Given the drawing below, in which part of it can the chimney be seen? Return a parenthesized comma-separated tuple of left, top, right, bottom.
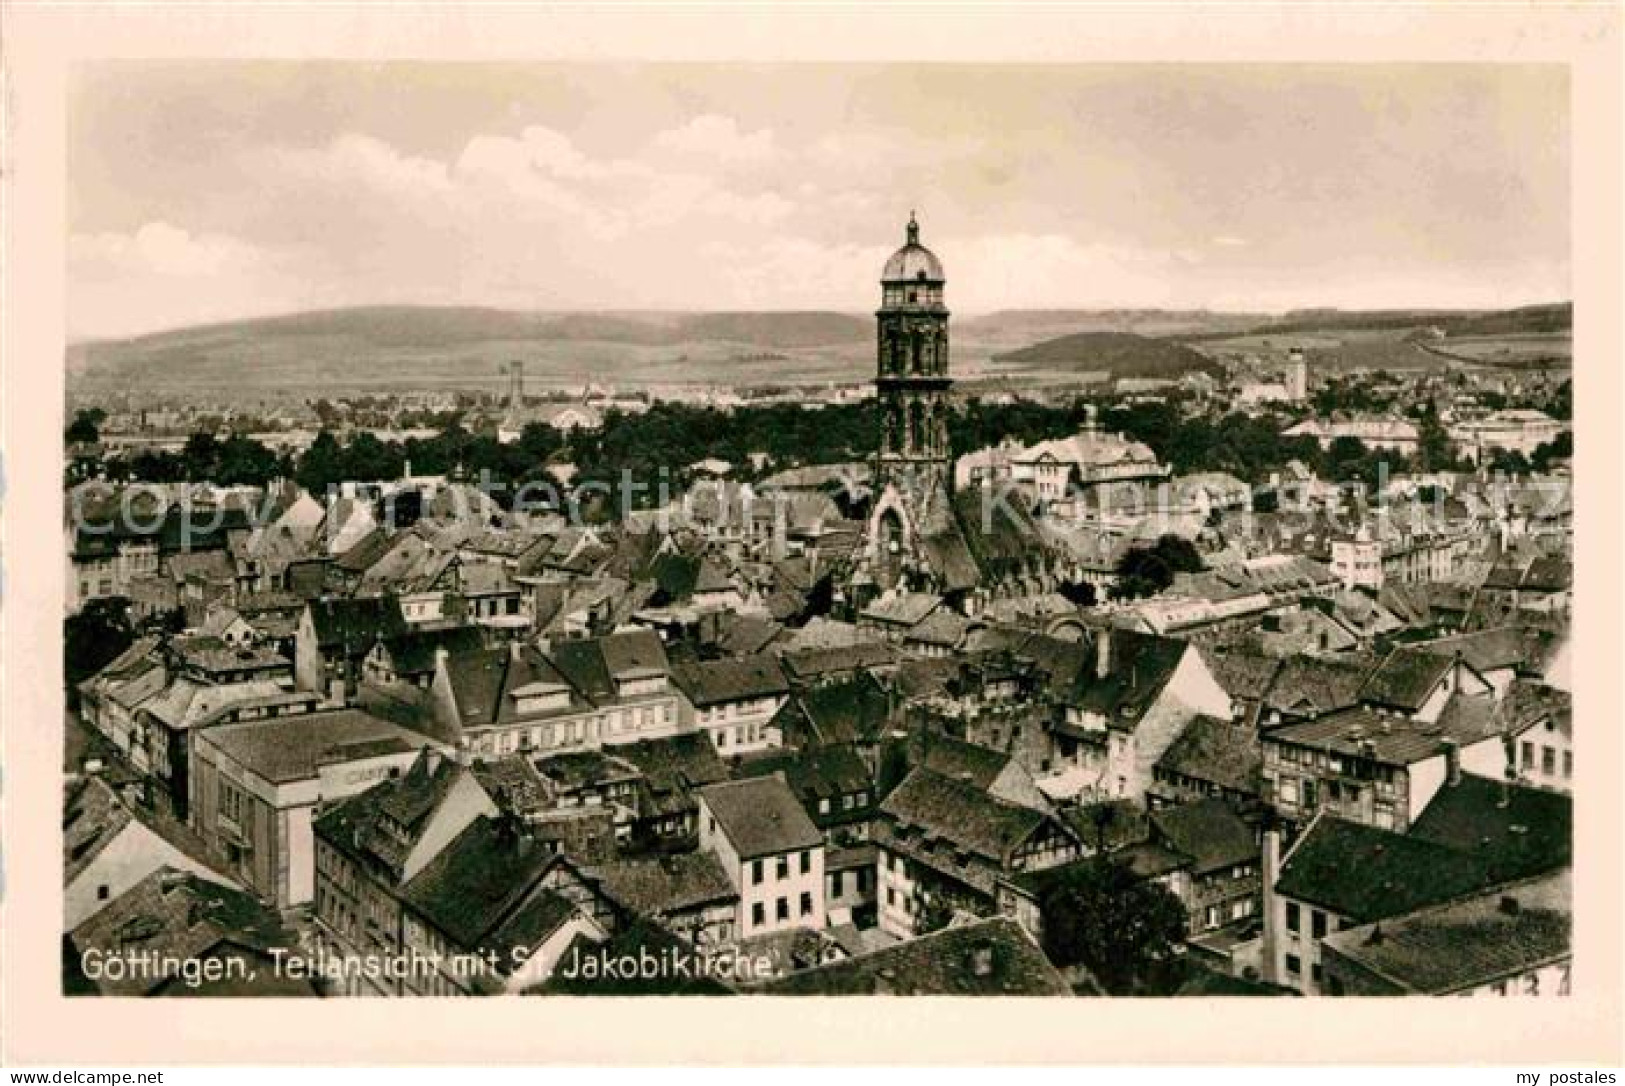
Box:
(1441, 737, 1461, 786)
(1261, 826, 1283, 984)
(510, 638, 525, 661)
(1095, 627, 1112, 680)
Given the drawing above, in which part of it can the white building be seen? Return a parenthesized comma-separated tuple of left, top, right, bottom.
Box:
(698, 776, 826, 939)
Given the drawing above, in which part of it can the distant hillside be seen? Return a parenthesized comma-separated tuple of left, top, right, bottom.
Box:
(1235, 302, 1571, 339)
(990, 331, 1222, 380)
(69, 305, 871, 388)
(957, 308, 1262, 345)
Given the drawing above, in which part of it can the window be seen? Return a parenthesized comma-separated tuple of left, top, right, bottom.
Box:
(818, 798, 831, 814)
(1205, 905, 1220, 929)
(776, 856, 789, 880)
(1522, 741, 1535, 768)
(97, 884, 110, 901)
(800, 851, 811, 875)
(1542, 746, 1556, 775)
(1311, 964, 1324, 984)
(1302, 780, 1318, 809)
(1563, 750, 1573, 779)
(1311, 911, 1327, 940)
(751, 903, 765, 928)
(1286, 954, 1301, 976)
(776, 897, 789, 922)
(886, 887, 895, 906)
(800, 892, 813, 918)
(832, 872, 845, 898)
(1286, 902, 1301, 933)
(751, 859, 764, 885)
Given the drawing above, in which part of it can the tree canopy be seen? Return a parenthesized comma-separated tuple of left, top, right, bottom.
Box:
(1037, 857, 1189, 996)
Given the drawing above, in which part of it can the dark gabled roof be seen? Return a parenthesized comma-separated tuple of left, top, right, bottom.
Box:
(1520, 555, 1571, 592)
(1408, 772, 1572, 884)
(878, 768, 1060, 868)
(914, 733, 1012, 792)
(1149, 797, 1258, 876)
(757, 916, 1070, 996)
(1204, 648, 1283, 703)
(63, 776, 135, 883)
(671, 654, 788, 708)
(333, 526, 394, 572)
(1411, 626, 1561, 676)
(378, 624, 487, 675)
(400, 816, 574, 956)
(550, 629, 669, 702)
(608, 732, 729, 796)
(778, 641, 898, 682)
(734, 744, 872, 813)
(470, 754, 555, 817)
(1320, 869, 1570, 995)
(1061, 629, 1189, 733)
(773, 672, 894, 747)
(307, 596, 408, 651)
(1500, 679, 1571, 739)
(1359, 647, 1454, 710)
(1266, 704, 1495, 767)
(1155, 714, 1261, 797)
(1275, 817, 1491, 924)
(68, 868, 303, 996)
(315, 751, 482, 878)
(698, 776, 823, 860)
(1057, 799, 1149, 854)
(589, 852, 737, 916)
(1262, 653, 1380, 719)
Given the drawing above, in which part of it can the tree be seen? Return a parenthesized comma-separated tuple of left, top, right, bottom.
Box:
(65, 408, 106, 445)
(1037, 857, 1189, 995)
(64, 597, 136, 697)
(1110, 534, 1203, 601)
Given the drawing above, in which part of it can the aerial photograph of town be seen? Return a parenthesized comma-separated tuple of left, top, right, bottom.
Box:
(58, 60, 1574, 1002)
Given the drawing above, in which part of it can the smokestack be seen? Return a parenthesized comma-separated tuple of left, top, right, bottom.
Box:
(1261, 826, 1282, 984)
(1095, 627, 1111, 680)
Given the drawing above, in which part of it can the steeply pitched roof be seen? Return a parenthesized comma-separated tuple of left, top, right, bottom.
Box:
(914, 733, 1013, 792)
(590, 852, 737, 916)
(1060, 629, 1190, 733)
(1263, 653, 1379, 719)
(1408, 772, 1572, 884)
(307, 596, 408, 651)
(1155, 714, 1261, 797)
(1266, 704, 1496, 767)
(878, 768, 1059, 871)
(378, 624, 487, 675)
(773, 672, 894, 747)
(698, 776, 823, 860)
(1275, 817, 1491, 923)
(1149, 797, 1258, 875)
(1320, 869, 1570, 994)
(401, 816, 579, 961)
(758, 916, 1070, 996)
(1359, 647, 1455, 711)
(672, 654, 788, 708)
(68, 868, 304, 996)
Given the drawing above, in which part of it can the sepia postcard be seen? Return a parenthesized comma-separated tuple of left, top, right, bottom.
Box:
(2, 3, 1622, 1068)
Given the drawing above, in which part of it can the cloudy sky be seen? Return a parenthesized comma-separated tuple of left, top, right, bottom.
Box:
(68, 62, 1569, 341)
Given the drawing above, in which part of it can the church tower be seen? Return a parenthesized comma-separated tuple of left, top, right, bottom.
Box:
(855, 214, 965, 597)
(875, 213, 952, 494)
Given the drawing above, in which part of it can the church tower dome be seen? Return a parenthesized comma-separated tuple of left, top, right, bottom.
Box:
(881, 213, 946, 285)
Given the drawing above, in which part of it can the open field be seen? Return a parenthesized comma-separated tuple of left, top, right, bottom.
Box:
(1419, 334, 1572, 368)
